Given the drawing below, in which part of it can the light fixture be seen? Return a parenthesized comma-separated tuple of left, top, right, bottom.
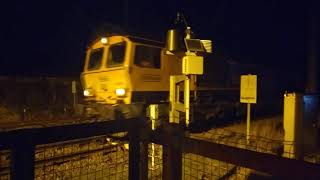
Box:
(83, 89, 93, 96)
(115, 88, 126, 96)
(101, 37, 108, 44)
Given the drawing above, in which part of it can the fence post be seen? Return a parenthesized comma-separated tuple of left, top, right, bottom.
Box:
(162, 124, 183, 180)
(140, 141, 149, 180)
(129, 123, 141, 180)
(11, 142, 35, 180)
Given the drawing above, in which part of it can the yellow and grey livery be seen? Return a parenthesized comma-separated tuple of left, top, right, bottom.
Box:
(81, 35, 191, 112)
(81, 35, 241, 120)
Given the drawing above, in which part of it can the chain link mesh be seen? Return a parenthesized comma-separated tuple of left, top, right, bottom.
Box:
(183, 152, 253, 180)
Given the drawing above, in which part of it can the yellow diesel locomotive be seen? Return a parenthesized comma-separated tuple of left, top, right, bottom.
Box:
(81, 35, 188, 118)
(81, 35, 239, 121)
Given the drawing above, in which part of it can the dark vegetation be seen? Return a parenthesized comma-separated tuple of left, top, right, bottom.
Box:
(0, 76, 83, 121)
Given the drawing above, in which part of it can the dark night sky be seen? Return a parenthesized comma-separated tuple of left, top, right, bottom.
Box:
(0, 0, 317, 76)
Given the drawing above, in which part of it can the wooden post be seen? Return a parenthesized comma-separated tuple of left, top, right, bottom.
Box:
(140, 141, 149, 180)
(11, 142, 35, 180)
(129, 125, 141, 180)
(162, 124, 182, 180)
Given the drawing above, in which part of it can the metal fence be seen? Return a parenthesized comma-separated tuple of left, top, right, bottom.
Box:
(34, 134, 129, 180)
(183, 152, 250, 180)
(190, 128, 286, 156)
(181, 128, 292, 180)
(148, 122, 320, 180)
(1, 118, 320, 180)
(0, 119, 136, 180)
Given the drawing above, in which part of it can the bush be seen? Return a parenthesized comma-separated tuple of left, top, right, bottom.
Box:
(0, 104, 20, 121)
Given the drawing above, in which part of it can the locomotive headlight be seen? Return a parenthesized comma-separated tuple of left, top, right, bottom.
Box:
(101, 37, 108, 44)
(83, 89, 93, 96)
(115, 88, 126, 96)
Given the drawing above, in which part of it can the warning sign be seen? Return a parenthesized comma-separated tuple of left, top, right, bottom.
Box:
(240, 75, 257, 104)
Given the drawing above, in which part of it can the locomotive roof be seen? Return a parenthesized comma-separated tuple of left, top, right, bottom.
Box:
(127, 36, 164, 47)
(89, 34, 165, 49)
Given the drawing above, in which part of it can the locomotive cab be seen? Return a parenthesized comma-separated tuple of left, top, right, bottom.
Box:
(81, 35, 182, 107)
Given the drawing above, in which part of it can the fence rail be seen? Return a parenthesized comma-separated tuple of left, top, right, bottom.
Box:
(0, 119, 141, 180)
(1, 119, 320, 179)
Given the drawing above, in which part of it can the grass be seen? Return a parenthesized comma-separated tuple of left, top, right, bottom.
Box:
(226, 115, 284, 142)
(0, 104, 20, 122)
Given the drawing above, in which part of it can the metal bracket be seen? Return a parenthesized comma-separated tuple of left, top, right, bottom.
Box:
(169, 75, 191, 126)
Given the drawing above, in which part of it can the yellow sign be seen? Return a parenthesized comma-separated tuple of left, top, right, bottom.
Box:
(240, 74, 257, 104)
(72, 81, 77, 93)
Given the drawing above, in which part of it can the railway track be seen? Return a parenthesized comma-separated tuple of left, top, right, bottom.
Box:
(0, 135, 128, 177)
(0, 117, 114, 131)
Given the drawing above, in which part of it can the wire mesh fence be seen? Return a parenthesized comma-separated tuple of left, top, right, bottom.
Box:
(34, 133, 129, 180)
(183, 152, 253, 180)
(144, 121, 320, 180)
(184, 127, 320, 179)
(1, 118, 320, 180)
(0, 150, 10, 180)
(182, 129, 285, 179)
(190, 128, 291, 157)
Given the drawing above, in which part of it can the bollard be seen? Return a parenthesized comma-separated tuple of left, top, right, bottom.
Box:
(162, 124, 183, 180)
(283, 93, 304, 159)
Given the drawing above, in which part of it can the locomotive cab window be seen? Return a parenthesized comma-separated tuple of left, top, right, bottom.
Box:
(88, 48, 103, 70)
(134, 45, 161, 68)
(107, 42, 126, 67)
